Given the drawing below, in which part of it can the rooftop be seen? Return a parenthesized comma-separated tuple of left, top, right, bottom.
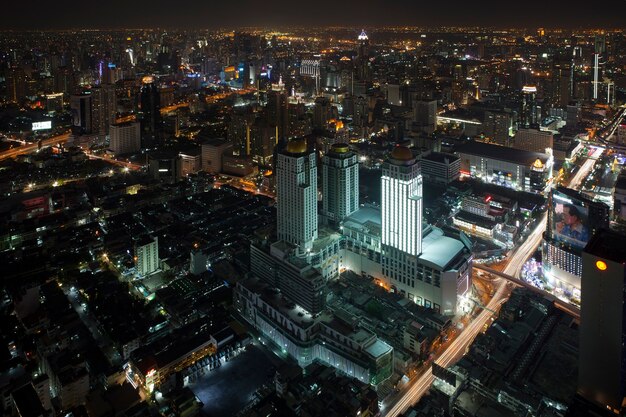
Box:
(584, 228, 626, 264)
(421, 151, 460, 164)
(455, 141, 550, 166)
(418, 227, 466, 270)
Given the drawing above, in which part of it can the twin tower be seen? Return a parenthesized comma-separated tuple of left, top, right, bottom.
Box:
(276, 138, 423, 257)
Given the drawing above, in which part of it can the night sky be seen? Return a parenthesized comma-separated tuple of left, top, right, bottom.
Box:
(2, 0, 626, 29)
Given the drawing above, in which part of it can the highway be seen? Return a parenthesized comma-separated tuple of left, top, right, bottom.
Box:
(384, 276, 512, 417)
(0, 132, 71, 161)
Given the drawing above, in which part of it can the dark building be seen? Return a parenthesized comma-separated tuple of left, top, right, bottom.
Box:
(139, 79, 162, 147)
(70, 93, 92, 135)
(5, 66, 26, 103)
(579, 229, 626, 415)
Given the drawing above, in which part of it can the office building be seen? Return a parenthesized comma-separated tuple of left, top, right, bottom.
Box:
(579, 229, 626, 415)
(321, 143, 359, 225)
(520, 85, 538, 128)
(139, 79, 162, 146)
(135, 236, 159, 277)
(70, 93, 92, 135)
(90, 84, 117, 137)
(109, 121, 140, 155)
(267, 90, 289, 140)
(276, 138, 318, 251)
(5, 67, 26, 103)
(483, 110, 512, 146)
(201, 138, 232, 174)
(513, 128, 554, 153)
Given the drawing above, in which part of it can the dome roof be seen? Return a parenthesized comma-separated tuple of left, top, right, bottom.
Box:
(390, 146, 413, 161)
(286, 138, 307, 154)
(331, 143, 350, 154)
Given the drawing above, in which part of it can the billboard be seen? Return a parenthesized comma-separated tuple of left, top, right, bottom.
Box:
(32, 121, 52, 131)
(552, 191, 590, 249)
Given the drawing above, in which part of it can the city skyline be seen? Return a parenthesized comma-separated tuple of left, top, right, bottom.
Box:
(0, 21, 625, 417)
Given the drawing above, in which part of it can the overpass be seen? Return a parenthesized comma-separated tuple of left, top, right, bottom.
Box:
(474, 264, 580, 319)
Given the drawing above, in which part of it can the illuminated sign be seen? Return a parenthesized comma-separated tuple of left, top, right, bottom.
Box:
(32, 121, 52, 131)
(146, 369, 156, 377)
(552, 191, 590, 249)
(596, 260, 607, 271)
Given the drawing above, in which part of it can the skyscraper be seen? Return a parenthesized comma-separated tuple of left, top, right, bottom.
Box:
(579, 229, 626, 415)
(5, 67, 26, 103)
(70, 93, 92, 135)
(139, 78, 162, 147)
(355, 29, 370, 82)
(520, 85, 538, 128)
(322, 143, 359, 225)
(381, 146, 423, 256)
(90, 84, 117, 137)
(276, 138, 318, 251)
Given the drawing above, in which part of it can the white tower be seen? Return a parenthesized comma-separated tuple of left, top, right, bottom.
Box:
(322, 143, 359, 224)
(276, 138, 318, 251)
(381, 146, 423, 256)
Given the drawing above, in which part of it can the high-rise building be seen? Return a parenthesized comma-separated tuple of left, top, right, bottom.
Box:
(321, 143, 359, 225)
(109, 121, 140, 155)
(483, 110, 512, 146)
(5, 67, 26, 103)
(90, 84, 117, 137)
(520, 85, 538, 129)
(276, 138, 318, 251)
(381, 146, 423, 256)
(266, 90, 288, 140)
(355, 29, 370, 82)
(135, 236, 159, 277)
(139, 78, 162, 146)
(70, 93, 92, 135)
(579, 229, 626, 415)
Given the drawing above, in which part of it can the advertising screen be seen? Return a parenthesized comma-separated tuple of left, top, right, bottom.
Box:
(32, 121, 52, 131)
(552, 191, 590, 249)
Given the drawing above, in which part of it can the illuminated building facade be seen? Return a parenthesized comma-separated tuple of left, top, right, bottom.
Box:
(381, 146, 423, 256)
